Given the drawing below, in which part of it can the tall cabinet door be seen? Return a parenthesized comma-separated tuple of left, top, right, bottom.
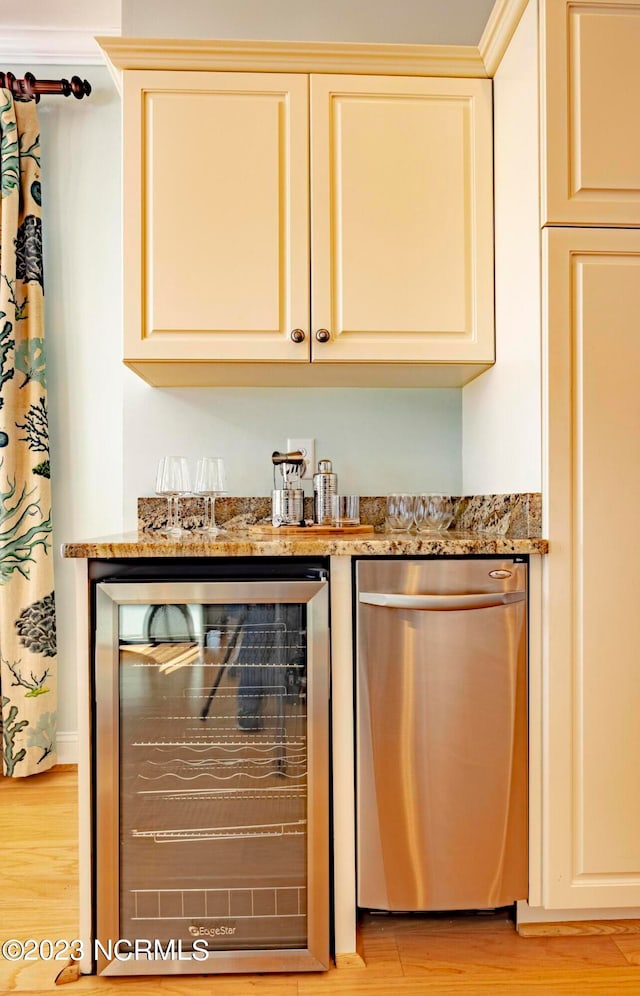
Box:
(542, 0, 640, 225)
(544, 227, 640, 908)
(309, 74, 494, 365)
(123, 71, 309, 365)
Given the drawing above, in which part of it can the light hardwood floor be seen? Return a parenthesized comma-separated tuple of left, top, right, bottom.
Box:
(4, 768, 640, 994)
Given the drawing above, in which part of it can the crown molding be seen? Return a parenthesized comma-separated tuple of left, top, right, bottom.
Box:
(97, 36, 488, 79)
(0, 27, 120, 66)
(479, 0, 530, 75)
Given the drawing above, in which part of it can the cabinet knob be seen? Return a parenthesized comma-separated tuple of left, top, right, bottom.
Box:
(290, 328, 306, 343)
(315, 328, 331, 343)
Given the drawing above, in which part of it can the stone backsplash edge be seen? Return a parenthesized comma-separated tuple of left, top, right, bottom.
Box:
(138, 494, 542, 538)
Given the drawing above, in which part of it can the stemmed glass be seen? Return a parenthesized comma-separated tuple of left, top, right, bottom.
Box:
(194, 457, 227, 534)
(156, 456, 191, 536)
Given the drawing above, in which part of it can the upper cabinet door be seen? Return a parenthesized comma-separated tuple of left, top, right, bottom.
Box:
(309, 75, 494, 364)
(123, 71, 310, 364)
(542, 0, 640, 226)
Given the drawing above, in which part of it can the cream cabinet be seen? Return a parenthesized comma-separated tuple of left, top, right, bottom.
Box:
(122, 71, 310, 369)
(544, 226, 640, 908)
(542, 0, 640, 226)
(120, 68, 494, 386)
(310, 75, 494, 366)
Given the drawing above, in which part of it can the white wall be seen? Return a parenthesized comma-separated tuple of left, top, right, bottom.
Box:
(123, 383, 462, 525)
(9, 64, 123, 754)
(122, 0, 494, 44)
(461, 0, 542, 493)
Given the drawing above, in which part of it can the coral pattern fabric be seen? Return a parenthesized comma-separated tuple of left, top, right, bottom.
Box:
(0, 92, 56, 776)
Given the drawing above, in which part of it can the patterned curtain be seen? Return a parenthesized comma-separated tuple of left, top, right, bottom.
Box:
(0, 91, 56, 776)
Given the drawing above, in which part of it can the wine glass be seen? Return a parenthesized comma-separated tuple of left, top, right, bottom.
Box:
(155, 456, 191, 536)
(194, 457, 227, 534)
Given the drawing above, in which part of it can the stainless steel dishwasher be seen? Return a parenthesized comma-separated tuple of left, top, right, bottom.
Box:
(356, 558, 527, 912)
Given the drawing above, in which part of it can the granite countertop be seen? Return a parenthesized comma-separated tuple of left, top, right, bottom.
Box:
(62, 493, 548, 557)
(61, 529, 548, 558)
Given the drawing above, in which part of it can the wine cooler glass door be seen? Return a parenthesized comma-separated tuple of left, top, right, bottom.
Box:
(94, 580, 329, 976)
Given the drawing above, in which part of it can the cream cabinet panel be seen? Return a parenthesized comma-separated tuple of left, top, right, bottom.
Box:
(123, 71, 310, 364)
(542, 0, 640, 225)
(310, 75, 494, 364)
(544, 227, 640, 908)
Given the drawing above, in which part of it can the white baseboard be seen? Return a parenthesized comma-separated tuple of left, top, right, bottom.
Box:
(517, 900, 640, 923)
(56, 731, 79, 765)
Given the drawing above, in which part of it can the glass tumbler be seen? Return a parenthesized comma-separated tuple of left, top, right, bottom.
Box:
(386, 493, 415, 532)
(414, 493, 454, 532)
(331, 494, 360, 526)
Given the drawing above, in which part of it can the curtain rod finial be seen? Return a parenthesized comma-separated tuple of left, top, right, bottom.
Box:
(69, 76, 92, 100)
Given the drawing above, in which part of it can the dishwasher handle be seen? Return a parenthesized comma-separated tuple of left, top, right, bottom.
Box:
(359, 590, 526, 611)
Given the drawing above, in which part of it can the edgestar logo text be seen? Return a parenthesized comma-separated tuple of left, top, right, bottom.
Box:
(188, 924, 237, 937)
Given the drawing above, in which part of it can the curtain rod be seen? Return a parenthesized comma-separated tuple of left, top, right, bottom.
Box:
(0, 72, 91, 102)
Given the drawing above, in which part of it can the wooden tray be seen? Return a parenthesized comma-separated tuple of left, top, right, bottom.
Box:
(249, 523, 374, 535)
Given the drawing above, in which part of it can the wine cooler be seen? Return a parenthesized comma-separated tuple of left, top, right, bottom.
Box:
(93, 560, 329, 976)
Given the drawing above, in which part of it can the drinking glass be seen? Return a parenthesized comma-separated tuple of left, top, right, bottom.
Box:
(194, 457, 227, 534)
(386, 493, 415, 532)
(331, 494, 360, 527)
(414, 493, 454, 532)
(155, 456, 191, 536)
